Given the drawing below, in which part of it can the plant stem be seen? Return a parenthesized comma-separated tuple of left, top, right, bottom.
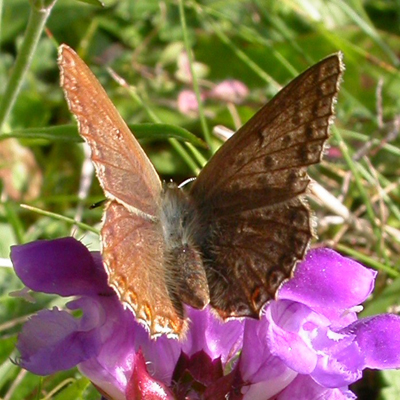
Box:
(178, 0, 212, 153)
(0, 0, 57, 132)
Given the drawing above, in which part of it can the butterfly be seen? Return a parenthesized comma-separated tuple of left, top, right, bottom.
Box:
(58, 44, 343, 338)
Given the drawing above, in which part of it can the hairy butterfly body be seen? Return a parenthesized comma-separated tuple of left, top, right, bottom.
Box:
(59, 44, 343, 338)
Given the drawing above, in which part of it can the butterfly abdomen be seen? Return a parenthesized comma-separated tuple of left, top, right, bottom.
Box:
(161, 184, 210, 311)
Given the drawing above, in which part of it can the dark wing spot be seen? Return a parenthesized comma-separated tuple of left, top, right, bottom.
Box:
(265, 155, 274, 168)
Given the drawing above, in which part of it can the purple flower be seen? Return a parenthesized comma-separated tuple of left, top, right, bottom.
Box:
(11, 238, 400, 399)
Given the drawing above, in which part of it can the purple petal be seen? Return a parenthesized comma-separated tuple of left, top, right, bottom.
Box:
(242, 368, 297, 400)
(298, 315, 400, 387)
(133, 323, 182, 384)
(17, 303, 102, 375)
(11, 237, 112, 297)
(240, 317, 297, 399)
(182, 306, 244, 365)
(78, 297, 138, 396)
(266, 301, 322, 374)
(277, 375, 356, 400)
(130, 306, 243, 385)
(351, 314, 400, 369)
(310, 333, 364, 387)
(279, 248, 376, 323)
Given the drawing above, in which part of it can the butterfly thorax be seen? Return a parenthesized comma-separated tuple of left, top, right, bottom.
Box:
(160, 183, 210, 311)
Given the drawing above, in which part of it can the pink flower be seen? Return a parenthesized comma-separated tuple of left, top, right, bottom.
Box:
(177, 90, 205, 115)
(209, 80, 249, 103)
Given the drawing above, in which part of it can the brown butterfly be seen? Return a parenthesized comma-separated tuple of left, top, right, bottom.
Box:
(59, 44, 344, 339)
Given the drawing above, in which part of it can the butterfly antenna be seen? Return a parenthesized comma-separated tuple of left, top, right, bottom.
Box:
(178, 177, 196, 189)
(90, 199, 107, 209)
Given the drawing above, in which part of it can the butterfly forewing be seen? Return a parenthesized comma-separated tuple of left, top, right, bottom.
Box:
(59, 45, 161, 216)
(190, 53, 344, 319)
(58, 45, 186, 338)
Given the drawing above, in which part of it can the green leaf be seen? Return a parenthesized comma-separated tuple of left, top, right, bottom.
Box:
(2, 123, 208, 148)
(20, 205, 99, 235)
(76, 0, 104, 6)
(1, 125, 81, 142)
(130, 123, 207, 148)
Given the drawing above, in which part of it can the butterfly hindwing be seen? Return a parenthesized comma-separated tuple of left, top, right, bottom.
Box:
(102, 201, 186, 335)
(190, 53, 344, 319)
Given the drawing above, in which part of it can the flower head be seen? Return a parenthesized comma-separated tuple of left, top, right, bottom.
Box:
(177, 79, 248, 116)
(208, 80, 249, 103)
(11, 238, 400, 399)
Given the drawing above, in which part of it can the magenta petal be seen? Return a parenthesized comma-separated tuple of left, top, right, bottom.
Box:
(17, 306, 102, 375)
(279, 249, 376, 322)
(11, 237, 112, 297)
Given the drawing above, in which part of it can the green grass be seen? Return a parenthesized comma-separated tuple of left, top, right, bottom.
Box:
(1, 0, 400, 398)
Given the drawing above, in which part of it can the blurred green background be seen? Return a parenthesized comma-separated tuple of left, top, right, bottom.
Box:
(1, 0, 400, 398)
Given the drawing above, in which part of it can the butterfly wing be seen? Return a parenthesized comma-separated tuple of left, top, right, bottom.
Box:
(190, 53, 344, 319)
(59, 44, 185, 337)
